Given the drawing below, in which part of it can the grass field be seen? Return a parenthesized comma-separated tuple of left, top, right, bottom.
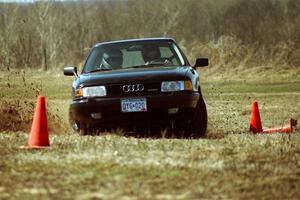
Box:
(0, 68, 300, 199)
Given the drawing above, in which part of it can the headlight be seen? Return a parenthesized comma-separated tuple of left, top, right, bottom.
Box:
(161, 80, 193, 92)
(75, 86, 107, 97)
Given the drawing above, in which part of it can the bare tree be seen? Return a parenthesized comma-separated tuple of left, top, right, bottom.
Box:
(0, 0, 299, 69)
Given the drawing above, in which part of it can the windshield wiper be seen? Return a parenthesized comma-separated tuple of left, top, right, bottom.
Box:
(127, 61, 170, 69)
(146, 62, 165, 66)
(87, 68, 112, 73)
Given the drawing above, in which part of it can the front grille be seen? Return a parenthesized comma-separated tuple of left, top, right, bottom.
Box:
(107, 82, 161, 97)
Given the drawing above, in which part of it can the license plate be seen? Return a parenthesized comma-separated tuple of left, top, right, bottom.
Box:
(121, 98, 147, 112)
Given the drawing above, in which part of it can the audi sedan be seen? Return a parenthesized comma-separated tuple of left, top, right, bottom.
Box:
(64, 38, 208, 137)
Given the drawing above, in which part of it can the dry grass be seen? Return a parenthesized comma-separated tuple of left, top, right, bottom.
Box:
(0, 69, 300, 199)
(186, 36, 300, 70)
(0, 69, 70, 134)
(0, 132, 300, 199)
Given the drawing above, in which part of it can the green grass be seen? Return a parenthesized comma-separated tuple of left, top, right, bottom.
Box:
(0, 68, 300, 199)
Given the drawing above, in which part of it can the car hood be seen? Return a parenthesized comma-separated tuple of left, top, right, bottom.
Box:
(77, 66, 191, 86)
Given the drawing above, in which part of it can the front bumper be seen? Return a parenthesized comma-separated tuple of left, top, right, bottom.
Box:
(69, 92, 199, 128)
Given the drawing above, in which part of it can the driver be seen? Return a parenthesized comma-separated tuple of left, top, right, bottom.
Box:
(100, 48, 123, 69)
(141, 45, 161, 63)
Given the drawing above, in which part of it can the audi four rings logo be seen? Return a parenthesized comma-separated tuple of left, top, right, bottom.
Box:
(122, 84, 144, 92)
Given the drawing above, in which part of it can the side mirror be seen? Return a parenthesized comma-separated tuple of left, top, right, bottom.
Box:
(64, 66, 78, 78)
(194, 58, 209, 68)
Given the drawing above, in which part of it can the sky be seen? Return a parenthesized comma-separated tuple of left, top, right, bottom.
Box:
(0, 0, 118, 2)
(0, 0, 74, 3)
(0, 0, 34, 2)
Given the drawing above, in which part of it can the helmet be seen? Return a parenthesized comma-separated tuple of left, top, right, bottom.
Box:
(101, 48, 123, 69)
(141, 45, 161, 63)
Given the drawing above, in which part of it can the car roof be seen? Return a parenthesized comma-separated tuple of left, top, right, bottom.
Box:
(94, 38, 176, 48)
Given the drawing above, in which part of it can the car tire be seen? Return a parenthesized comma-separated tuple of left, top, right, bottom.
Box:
(174, 109, 193, 138)
(79, 128, 88, 136)
(190, 96, 207, 138)
(79, 126, 98, 136)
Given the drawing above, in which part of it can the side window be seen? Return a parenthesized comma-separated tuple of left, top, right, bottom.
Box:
(160, 47, 179, 65)
(160, 47, 173, 57)
(84, 48, 103, 72)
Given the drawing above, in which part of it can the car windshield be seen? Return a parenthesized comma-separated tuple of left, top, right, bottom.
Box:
(83, 40, 187, 73)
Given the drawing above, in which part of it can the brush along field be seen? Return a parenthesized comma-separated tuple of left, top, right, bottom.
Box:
(0, 68, 300, 199)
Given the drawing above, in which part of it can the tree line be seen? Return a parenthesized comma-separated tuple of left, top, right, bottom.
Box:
(0, 0, 299, 70)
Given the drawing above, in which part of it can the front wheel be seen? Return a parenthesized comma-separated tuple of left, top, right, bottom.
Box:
(190, 97, 207, 138)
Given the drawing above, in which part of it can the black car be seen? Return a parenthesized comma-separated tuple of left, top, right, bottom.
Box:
(64, 38, 208, 137)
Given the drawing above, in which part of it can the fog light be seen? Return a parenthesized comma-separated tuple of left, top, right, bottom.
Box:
(168, 108, 179, 114)
(72, 122, 79, 131)
(91, 113, 102, 119)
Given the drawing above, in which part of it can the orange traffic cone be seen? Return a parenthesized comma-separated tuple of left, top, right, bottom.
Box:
(20, 95, 50, 149)
(262, 118, 297, 133)
(249, 101, 263, 133)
